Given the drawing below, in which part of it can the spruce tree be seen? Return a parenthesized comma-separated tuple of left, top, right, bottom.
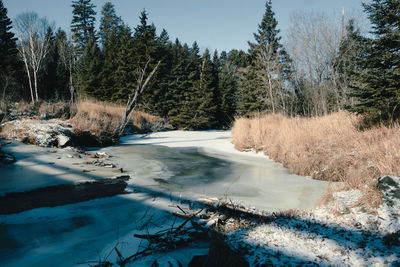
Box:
(166, 41, 195, 128)
(192, 49, 219, 129)
(0, 0, 18, 100)
(219, 50, 249, 125)
(348, 0, 400, 124)
(71, 0, 96, 55)
(154, 28, 173, 116)
(132, 10, 159, 113)
(99, 27, 119, 100)
(40, 28, 58, 100)
(77, 35, 102, 98)
(112, 26, 136, 102)
(237, 0, 290, 116)
(99, 2, 121, 47)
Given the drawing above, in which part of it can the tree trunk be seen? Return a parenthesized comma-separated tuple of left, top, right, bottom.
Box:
(117, 60, 161, 138)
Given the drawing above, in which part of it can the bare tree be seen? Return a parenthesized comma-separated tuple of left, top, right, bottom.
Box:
(58, 33, 76, 104)
(255, 45, 287, 114)
(287, 11, 366, 116)
(14, 12, 53, 103)
(117, 60, 161, 137)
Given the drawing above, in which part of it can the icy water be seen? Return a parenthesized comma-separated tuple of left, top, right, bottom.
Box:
(103, 144, 328, 211)
(0, 140, 328, 266)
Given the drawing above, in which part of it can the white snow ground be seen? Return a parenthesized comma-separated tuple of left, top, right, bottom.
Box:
(228, 185, 400, 266)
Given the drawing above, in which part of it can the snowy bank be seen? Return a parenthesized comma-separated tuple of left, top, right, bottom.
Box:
(226, 175, 400, 266)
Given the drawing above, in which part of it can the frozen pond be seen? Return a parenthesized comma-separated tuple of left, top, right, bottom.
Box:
(102, 143, 327, 211)
(0, 131, 328, 266)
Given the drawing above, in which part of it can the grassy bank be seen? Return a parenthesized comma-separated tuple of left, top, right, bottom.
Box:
(232, 112, 400, 207)
(70, 100, 169, 140)
(0, 100, 170, 146)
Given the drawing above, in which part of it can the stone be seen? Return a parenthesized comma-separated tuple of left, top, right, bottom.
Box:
(378, 175, 400, 201)
(112, 168, 123, 173)
(57, 135, 71, 148)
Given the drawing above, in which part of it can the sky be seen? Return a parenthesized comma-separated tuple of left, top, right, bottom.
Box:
(3, 0, 367, 53)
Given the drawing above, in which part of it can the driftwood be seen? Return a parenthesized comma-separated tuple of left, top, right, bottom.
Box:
(116, 207, 206, 266)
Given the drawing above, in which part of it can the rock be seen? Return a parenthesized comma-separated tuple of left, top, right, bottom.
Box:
(57, 134, 71, 148)
(376, 175, 400, 233)
(378, 175, 400, 201)
(96, 152, 109, 159)
(112, 168, 123, 173)
(0, 119, 74, 147)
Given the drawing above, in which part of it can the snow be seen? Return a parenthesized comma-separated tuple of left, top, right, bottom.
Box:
(227, 185, 400, 266)
(120, 130, 267, 159)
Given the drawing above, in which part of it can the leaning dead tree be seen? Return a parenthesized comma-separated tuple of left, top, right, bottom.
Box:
(117, 59, 161, 137)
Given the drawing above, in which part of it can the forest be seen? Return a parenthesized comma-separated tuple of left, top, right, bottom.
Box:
(0, 0, 399, 129)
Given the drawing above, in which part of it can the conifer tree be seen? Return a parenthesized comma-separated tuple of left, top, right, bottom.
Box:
(132, 10, 159, 112)
(154, 28, 173, 116)
(40, 28, 58, 100)
(100, 27, 119, 100)
(348, 0, 400, 124)
(99, 2, 121, 47)
(192, 49, 219, 129)
(237, 0, 290, 116)
(219, 50, 249, 125)
(77, 35, 102, 98)
(166, 41, 195, 128)
(112, 25, 136, 102)
(0, 0, 18, 101)
(71, 0, 96, 55)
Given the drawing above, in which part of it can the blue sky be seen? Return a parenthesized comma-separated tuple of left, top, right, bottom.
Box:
(3, 0, 366, 52)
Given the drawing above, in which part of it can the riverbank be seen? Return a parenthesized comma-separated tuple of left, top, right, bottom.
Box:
(1, 120, 399, 265)
(232, 111, 400, 209)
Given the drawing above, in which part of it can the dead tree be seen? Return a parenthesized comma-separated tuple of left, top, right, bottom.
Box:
(117, 59, 161, 137)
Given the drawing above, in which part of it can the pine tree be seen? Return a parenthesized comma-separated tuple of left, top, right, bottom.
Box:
(0, 0, 18, 101)
(77, 35, 102, 98)
(154, 28, 173, 116)
(40, 27, 58, 100)
(219, 50, 249, 125)
(166, 41, 195, 128)
(71, 0, 96, 55)
(192, 49, 219, 129)
(237, 0, 290, 116)
(348, 0, 400, 125)
(99, 2, 121, 47)
(132, 10, 159, 113)
(111, 26, 136, 102)
(99, 27, 119, 100)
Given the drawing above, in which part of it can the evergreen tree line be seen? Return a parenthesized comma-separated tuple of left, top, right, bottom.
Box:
(0, 0, 399, 128)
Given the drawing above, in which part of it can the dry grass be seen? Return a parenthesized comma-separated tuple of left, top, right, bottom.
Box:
(232, 111, 400, 207)
(38, 101, 72, 119)
(69, 100, 168, 140)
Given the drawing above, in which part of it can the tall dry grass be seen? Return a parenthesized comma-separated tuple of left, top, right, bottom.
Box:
(232, 111, 400, 207)
(70, 100, 168, 139)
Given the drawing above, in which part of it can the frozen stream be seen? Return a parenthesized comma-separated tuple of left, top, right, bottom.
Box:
(0, 130, 328, 266)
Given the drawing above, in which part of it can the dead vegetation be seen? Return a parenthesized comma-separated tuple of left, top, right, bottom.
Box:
(0, 100, 171, 147)
(231, 111, 400, 207)
(70, 100, 171, 143)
